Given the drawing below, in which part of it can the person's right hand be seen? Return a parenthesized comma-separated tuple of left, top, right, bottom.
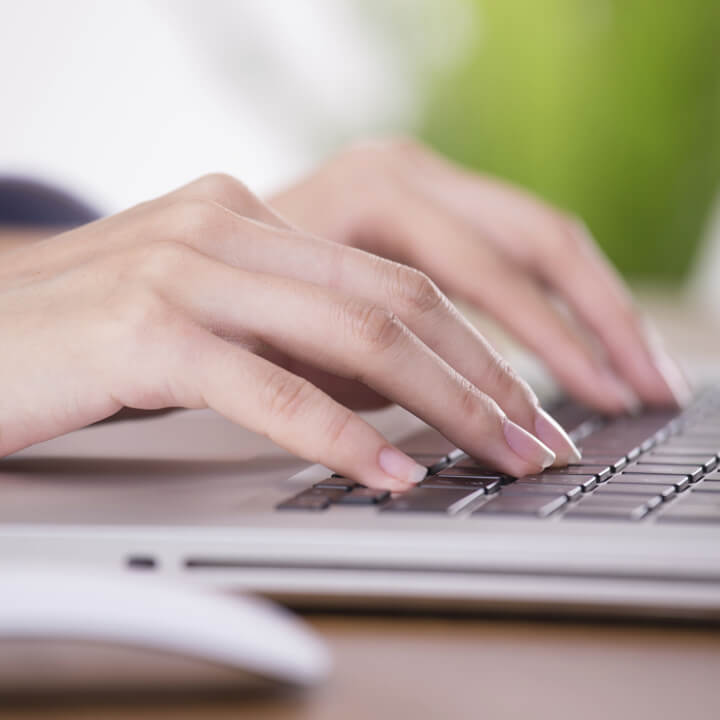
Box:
(0, 174, 579, 491)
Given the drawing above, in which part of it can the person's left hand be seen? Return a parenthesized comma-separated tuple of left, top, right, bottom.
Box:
(270, 138, 689, 414)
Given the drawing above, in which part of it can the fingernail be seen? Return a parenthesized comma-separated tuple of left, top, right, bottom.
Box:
(502, 417, 555, 469)
(378, 447, 427, 485)
(652, 349, 692, 407)
(534, 408, 582, 465)
(596, 365, 641, 414)
(643, 320, 692, 407)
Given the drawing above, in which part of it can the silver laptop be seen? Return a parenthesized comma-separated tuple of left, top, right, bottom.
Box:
(1, 388, 719, 621)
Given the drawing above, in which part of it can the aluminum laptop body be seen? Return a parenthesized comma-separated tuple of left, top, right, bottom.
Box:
(1, 397, 720, 621)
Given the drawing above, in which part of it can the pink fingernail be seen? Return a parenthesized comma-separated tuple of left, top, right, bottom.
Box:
(378, 447, 427, 485)
(643, 320, 692, 407)
(597, 365, 641, 414)
(653, 349, 692, 407)
(502, 417, 555, 469)
(534, 408, 582, 465)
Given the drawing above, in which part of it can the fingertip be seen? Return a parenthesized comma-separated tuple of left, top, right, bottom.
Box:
(378, 446, 427, 487)
(502, 417, 556, 471)
(534, 407, 582, 466)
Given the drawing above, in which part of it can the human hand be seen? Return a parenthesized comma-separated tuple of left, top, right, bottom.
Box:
(270, 138, 690, 414)
(0, 175, 578, 490)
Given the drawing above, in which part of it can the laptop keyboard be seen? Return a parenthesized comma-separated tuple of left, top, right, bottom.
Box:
(276, 388, 720, 525)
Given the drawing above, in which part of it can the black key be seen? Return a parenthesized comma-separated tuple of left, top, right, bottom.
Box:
(314, 477, 356, 491)
(690, 482, 720, 493)
(500, 483, 582, 500)
(276, 488, 345, 511)
(380, 487, 484, 514)
(536, 464, 612, 482)
(398, 429, 455, 455)
(336, 487, 390, 505)
(545, 399, 600, 434)
(622, 464, 702, 482)
(657, 505, 720, 524)
(593, 483, 675, 500)
(517, 474, 597, 492)
(408, 454, 449, 473)
(564, 503, 650, 521)
(448, 456, 498, 470)
(649, 445, 718, 457)
(472, 494, 566, 518)
(436, 466, 506, 479)
(672, 493, 720, 508)
(640, 453, 716, 471)
(421, 476, 500, 492)
(570, 455, 627, 472)
(614, 473, 690, 491)
(660, 441, 719, 454)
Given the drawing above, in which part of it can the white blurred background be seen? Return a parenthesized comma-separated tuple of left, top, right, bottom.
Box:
(1, 0, 719, 377)
(0, 0, 467, 211)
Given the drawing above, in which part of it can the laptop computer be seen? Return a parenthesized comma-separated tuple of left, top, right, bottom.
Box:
(1, 386, 719, 621)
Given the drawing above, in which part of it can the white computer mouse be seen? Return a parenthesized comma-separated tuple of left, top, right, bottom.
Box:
(0, 566, 330, 696)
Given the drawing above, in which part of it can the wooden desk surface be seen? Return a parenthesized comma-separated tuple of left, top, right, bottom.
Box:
(3, 614, 719, 720)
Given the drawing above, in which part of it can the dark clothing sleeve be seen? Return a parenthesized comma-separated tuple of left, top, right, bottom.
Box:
(0, 177, 100, 227)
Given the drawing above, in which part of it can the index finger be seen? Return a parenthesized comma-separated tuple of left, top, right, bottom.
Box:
(395, 143, 689, 408)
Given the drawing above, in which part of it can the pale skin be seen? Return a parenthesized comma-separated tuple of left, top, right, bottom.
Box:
(0, 139, 688, 491)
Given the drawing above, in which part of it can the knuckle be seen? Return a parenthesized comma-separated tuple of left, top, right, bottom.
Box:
(344, 300, 405, 353)
(389, 264, 444, 317)
(110, 284, 171, 347)
(457, 379, 502, 430)
(485, 352, 526, 397)
(323, 406, 356, 448)
(457, 377, 486, 421)
(165, 197, 225, 238)
(135, 239, 190, 281)
(264, 370, 314, 425)
(193, 173, 256, 210)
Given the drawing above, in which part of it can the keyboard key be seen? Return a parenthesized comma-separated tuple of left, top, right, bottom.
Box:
(537, 464, 612, 481)
(657, 504, 720, 524)
(569, 455, 627, 472)
(500, 483, 582, 500)
(672, 493, 720, 507)
(408, 454, 449, 474)
(335, 488, 390, 505)
(593, 483, 675, 500)
(276, 488, 345, 511)
(381, 487, 484, 514)
(314, 477, 356, 491)
(643, 452, 717, 471)
(614, 473, 690, 491)
(689, 482, 720, 493)
(517, 474, 597, 492)
(435, 466, 506, 480)
(622, 464, 702, 482)
(564, 502, 650, 521)
(699, 471, 720, 482)
(660, 441, 719, 455)
(398, 430, 455, 455)
(420, 476, 500, 491)
(472, 495, 567, 518)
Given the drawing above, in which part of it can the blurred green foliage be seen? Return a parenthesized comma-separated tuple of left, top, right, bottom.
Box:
(419, 0, 720, 281)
